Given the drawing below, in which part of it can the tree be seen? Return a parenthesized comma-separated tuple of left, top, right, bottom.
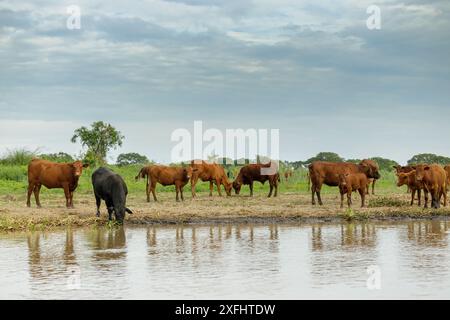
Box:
(369, 157, 399, 171)
(71, 121, 124, 165)
(305, 152, 344, 164)
(40, 152, 74, 163)
(407, 153, 450, 166)
(116, 153, 149, 166)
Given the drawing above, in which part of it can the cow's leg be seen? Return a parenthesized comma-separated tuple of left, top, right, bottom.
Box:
(410, 189, 416, 206)
(424, 190, 429, 208)
(316, 188, 323, 206)
(27, 182, 34, 207)
(417, 189, 422, 207)
(359, 189, 365, 208)
(372, 180, 376, 195)
(62, 183, 71, 208)
(191, 177, 198, 198)
(175, 184, 180, 202)
(216, 179, 222, 196)
(274, 181, 278, 197)
(268, 183, 273, 198)
(146, 179, 150, 202)
(249, 181, 254, 196)
(347, 190, 352, 208)
(95, 194, 101, 217)
(311, 183, 316, 205)
(433, 190, 440, 209)
(340, 192, 344, 209)
(69, 191, 74, 208)
(180, 186, 184, 201)
(366, 183, 370, 195)
(33, 184, 42, 208)
(151, 182, 157, 201)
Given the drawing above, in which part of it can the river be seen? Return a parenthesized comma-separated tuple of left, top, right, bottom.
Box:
(1, 220, 449, 299)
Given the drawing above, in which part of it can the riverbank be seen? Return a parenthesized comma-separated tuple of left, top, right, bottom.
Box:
(1, 191, 450, 232)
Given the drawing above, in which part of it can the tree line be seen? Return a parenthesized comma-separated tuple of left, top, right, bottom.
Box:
(1, 122, 450, 170)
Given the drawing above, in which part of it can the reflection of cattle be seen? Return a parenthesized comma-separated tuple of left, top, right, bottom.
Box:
(309, 160, 380, 205)
(233, 163, 280, 197)
(338, 173, 368, 208)
(414, 164, 447, 209)
(136, 165, 189, 202)
(27, 159, 88, 208)
(396, 170, 424, 206)
(187, 161, 232, 197)
(92, 167, 132, 223)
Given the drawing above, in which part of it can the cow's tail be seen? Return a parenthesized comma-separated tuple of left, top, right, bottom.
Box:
(307, 165, 312, 192)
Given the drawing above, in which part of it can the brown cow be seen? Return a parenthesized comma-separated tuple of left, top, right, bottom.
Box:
(233, 163, 280, 197)
(309, 160, 380, 205)
(393, 165, 416, 193)
(187, 160, 232, 197)
(338, 173, 368, 208)
(135, 165, 189, 202)
(27, 159, 89, 208)
(445, 165, 450, 186)
(396, 171, 424, 206)
(413, 164, 447, 209)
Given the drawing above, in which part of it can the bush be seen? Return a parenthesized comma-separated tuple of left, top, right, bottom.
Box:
(0, 148, 39, 165)
(0, 165, 27, 182)
(117, 153, 150, 166)
(40, 152, 74, 163)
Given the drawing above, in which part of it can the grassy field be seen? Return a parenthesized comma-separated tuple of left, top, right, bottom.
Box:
(1, 164, 449, 232)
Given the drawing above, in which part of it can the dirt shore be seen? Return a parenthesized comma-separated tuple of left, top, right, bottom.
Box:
(1, 191, 450, 232)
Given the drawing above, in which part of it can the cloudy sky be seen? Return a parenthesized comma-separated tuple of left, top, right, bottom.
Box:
(1, 0, 449, 164)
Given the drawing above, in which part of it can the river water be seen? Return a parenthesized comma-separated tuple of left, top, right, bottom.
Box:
(1, 220, 450, 299)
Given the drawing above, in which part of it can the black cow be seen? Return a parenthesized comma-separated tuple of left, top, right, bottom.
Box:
(92, 167, 133, 223)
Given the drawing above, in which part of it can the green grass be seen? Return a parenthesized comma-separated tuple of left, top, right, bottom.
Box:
(0, 164, 403, 198)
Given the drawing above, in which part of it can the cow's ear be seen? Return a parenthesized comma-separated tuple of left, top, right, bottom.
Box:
(125, 208, 133, 214)
(82, 163, 89, 168)
(424, 166, 430, 171)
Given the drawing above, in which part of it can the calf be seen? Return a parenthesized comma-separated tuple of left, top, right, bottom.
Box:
(338, 173, 368, 208)
(187, 160, 232, 197)
(396, 171, 424, 206)
(92, 167, 132, 223)
(136, 165, 189, 202)
(27, 159, 88, 208)
(233, 163, 280, 197)
(413, 164, 447, 209)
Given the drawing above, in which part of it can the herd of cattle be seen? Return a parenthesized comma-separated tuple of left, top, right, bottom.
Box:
(24, 158, 450, 222)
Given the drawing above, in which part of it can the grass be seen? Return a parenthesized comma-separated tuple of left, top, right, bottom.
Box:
(1, 164, 449, 232)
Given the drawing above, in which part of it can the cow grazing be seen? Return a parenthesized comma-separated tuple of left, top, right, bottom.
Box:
(92, 167, 132, 223)
(413, 164, 447, 209)
(135, 165, 189, 202)
(309, 160, 380, 205)
(27, 159, 89, 208)
(233, 163, 280, 197)
(338, 173, 368, 208)
(187, 160, 232, 197)
(396, 171, 424, 206)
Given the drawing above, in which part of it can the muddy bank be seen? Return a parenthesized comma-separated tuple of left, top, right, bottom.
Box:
(1, 192, 450, 231)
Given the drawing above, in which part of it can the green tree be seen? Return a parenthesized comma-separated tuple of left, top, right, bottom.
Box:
(369, 157, 399, 171)
(71, 121, 124, 165)
(407, 153, 450, 166)
(116, 152, 149, 166)
(305, 152, 344, 164)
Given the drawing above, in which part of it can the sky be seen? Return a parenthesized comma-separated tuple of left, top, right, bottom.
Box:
(0, 0, 449, 164)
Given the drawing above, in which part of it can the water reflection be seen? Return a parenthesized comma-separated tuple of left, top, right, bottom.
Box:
(1, 220, 449, 299)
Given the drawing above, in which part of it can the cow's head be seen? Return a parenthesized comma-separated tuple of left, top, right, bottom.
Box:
(110, 206, 133, 224)
(224, 182, 232, 196)
(359, 160, 381, 179)
(72, 161, 88, 177)
(414, 165, 430, 182)
(396, 172, 412, 187)
(186, 166, 198, 179)
(232, 180, 242, 194)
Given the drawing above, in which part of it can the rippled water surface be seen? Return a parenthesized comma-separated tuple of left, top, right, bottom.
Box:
(1, 220, 450, 299)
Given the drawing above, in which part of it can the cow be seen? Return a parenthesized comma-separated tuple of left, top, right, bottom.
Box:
(26, 159, 89, 208)
(135, 165, 189, 202)
(393, 165, 416, 193)
(187, 160, 232, 197)
(445, 165, 450, 186)
(309, 160, 380, 205)
(413, 164, 447, 209)
(92, 167, 133, 223)
(338, 173, 368, 208)
(396, 170, 424, 206)
(233, 163, 280, 197)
